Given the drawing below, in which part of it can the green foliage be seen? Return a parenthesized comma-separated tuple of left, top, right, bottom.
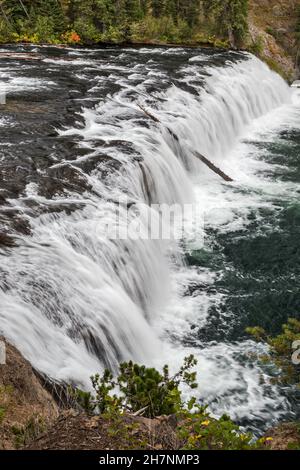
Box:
(131, 15, 191, 44)
(91, 369, 122, 414)
(246, 318, 300, 385)
(177, 406, 265, 450)
(263, 56, 293, 82)
(76, 355, 198, 418)
(72, 369, 121, 414)
(0, 407, 6, 423)
(0, 0, 251, 46)
(0, 0, 66, 42)
(72, 356, 269, 450)
(245, 325, 266, 341)
(117, 355, 197, 418)
(104, 408, 148, 450)
(0, 384, 13, 424)
(33, 16, 56, 42)
(11, 416, 46, 449)
(72, 388, 96, 414)
(203, 0, 248, 47)
(248, 35, 264, 56)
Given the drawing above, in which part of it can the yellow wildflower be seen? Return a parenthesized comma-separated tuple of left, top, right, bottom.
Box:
(201, 420, 210, 426)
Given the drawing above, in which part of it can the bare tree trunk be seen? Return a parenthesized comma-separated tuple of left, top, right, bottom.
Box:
(0, 2, 12, 27)
(19, 0, 29, 19)
(193, 151, 233, 182)
(137, 103, 234, 182)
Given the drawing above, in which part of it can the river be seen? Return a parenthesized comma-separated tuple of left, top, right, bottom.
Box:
(0, 44, 299, 434)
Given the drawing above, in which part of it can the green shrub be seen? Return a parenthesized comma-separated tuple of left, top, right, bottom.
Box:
(11, 416, 46, 449)
(202, 0, 249, 47)
(72, 18, 102, 43)
(0, 18, 15, 42)
(248, 35, 264, 56)
(0, 407, 6, 423)
(72, 356, 272, 450)
(33, 16, 56, 42)
(76, 355, 198, 418)
(117, 355, 197, 417)
(0, 0, 252, 47)
(177, 407, 265, 450)
(246, 317, 300, 385)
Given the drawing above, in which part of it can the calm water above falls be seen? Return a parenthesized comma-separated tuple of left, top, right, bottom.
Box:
(0, 45, 299, 434)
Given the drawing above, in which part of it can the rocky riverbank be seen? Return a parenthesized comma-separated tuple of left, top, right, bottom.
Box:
(1, 339, 299, 450)
(0, 1, 298, 81)
(0, 339, 58, 449)
(249, 0, 299, 81)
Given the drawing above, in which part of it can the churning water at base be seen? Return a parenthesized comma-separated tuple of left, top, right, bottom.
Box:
(0, 45, 299, 433)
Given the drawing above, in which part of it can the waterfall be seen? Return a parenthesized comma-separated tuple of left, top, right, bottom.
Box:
(0, 52, 291, 390)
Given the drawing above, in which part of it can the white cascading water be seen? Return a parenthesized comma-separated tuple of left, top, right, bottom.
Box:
(161, 55, 290, 164)
(0, 52, 294, 423)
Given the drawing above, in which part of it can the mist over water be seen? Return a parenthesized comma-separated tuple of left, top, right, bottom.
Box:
(0, 45, 299, 433)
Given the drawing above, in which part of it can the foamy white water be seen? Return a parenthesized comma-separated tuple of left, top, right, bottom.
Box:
(0, 48, 298, 431)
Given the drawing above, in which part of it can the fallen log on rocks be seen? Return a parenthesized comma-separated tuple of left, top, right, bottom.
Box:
(137, 103, 161, 123)
(137, 103, 233, 183)
(0, 52, 43, 61)
(193, 151, 233, 182)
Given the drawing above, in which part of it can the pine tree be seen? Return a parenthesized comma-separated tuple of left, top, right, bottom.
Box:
(33, 0, 66, 33)
(180, 0, 199, 28)
(140, 0, 150, 16)
(203, 0, 248, 46)
(0, 0, 249, 46)
(230, 0, 248, 46)
(151, 0, 162, 18)
(1, 0, 28, 21)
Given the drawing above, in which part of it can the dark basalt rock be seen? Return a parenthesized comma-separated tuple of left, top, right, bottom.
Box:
(0, 232, 16, 248)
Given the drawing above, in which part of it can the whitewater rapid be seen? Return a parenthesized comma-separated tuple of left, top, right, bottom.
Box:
(0, 46, 299, 431)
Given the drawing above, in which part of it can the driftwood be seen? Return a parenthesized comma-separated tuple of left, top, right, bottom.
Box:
(19, 0, 30, 19)
(0, 52, 43, 61)
(137, 103, 233, 183)
(137, 103, 161, 123)
(193, 151, 233, 182)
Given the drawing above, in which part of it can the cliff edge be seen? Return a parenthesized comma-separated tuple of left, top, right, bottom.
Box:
(249, 0, 298, 80)
(0, 338, 58, 449)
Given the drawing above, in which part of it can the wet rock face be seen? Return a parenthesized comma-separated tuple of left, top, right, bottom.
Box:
(0, 44, 242, 237)
(0, 62, 87, 202)
(0, 46, 124, 240)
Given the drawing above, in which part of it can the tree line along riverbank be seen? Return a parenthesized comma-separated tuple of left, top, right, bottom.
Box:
(0, 1, 299, 79)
